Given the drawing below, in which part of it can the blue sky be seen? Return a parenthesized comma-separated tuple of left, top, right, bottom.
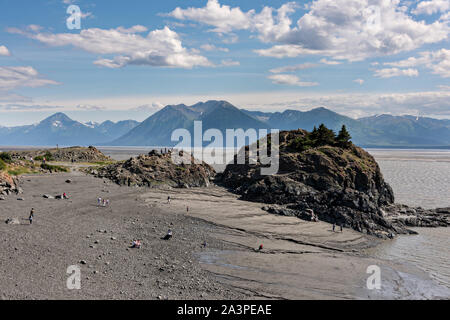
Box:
(0, 0, 449, 126)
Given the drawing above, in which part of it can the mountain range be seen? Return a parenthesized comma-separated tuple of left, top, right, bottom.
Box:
(0, 100, 449, 148)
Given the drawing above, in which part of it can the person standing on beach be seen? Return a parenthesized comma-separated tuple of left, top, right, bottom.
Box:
(29, 208, 34, 225)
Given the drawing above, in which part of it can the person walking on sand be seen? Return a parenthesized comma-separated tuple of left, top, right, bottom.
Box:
(167, 196, 171, 204)
(332, 223, 336, 232)
(340, 223, 343, 233)
(186, 206, 189, 214)
(29, 208, 34, 225)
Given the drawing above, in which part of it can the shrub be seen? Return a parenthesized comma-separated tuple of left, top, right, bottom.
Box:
(0, 152, 12, 163)
(0, 158, 6, 171)
(40, 163, 69, 173)
(35, 151, 54, 161)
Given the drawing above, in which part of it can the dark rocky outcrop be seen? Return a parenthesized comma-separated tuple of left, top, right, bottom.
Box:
(89, 150, 215, 188)
(219, 129, 449, 238)
(10, 146, 111, 163)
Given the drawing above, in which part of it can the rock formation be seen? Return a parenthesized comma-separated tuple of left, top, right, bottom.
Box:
(10, 146, 111, 163)
(89, 150, 215, 188)
(0, 171, 20, 198)
(219, 129, 449, 238)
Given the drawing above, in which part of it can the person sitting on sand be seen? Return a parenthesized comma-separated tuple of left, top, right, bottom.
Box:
(63, 192, 69, 200)
(29, 208, 34, 225)
(131, 240, 142, 249)
(97, 197, 102, 206)
(162, 229, 173, 240)
(106, 199, 110, 207)
(258, 244, 264, 251)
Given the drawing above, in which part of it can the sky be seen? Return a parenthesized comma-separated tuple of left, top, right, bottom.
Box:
(0, 0, 449, 126)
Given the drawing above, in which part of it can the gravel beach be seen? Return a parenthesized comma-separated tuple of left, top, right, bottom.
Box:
(1, 169, 449, 300)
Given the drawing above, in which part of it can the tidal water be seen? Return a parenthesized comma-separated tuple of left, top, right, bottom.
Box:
(367, 149, 450, 289)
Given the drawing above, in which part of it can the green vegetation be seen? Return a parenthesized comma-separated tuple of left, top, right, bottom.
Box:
(0, 158, 6, 171)
(0, 152, 13, 163)
(35, 151, 54, 161)
(7, 167, 38, 176)
(40, 163, 69, 173)
(289, 124, 352, 152)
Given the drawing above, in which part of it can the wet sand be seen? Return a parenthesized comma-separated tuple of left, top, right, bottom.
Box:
(1, 169, 449, 300)
(144, 187, 450, 300)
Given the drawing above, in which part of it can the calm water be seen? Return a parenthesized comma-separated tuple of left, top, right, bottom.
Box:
(367, 149, 450, 289)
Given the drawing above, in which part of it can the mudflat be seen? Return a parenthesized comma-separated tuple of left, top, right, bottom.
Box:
(1, 170, 449, 300)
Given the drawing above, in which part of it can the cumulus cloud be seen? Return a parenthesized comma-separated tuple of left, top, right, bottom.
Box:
(9, 25, 213, 69)
(269, 63, 317, 73)
(412, 0, 450, 15)
(0, 66, 59, 91)
(267, 74, 319, 87)
(169, 0, 450, 61)
(241, 90, 450, 118)
(168, 0, 254, 33)
(200, 44, 229, 52)
(0, 45, 11, 56)
(354, 79, 365, 85)
(374, 68, 419, 78)
(383, 49, 450, 78)
(320, 58, 342, 65)
(220, 59, 240, 66)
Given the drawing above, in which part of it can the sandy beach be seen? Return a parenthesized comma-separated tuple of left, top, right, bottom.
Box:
(1, 167, 449, 300)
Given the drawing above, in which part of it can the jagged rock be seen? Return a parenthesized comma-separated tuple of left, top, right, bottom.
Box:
(219, 129, 448, 238)
(89, 151, 215, 188)
(9, 146, 111, 163)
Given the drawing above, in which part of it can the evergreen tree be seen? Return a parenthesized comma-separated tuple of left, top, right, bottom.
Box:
(316, 124, 336, 146)
(336, 125, 352, 148)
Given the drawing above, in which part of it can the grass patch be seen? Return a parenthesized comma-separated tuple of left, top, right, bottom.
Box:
(0, 158, 6, 171)
(41, 163, 69, 173)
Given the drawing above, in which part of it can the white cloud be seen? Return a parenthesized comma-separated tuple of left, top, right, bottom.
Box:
(0, 45, 11, 56)
(75, 104, 105, 111)
(354, 79, 365, 85)
(200, 44, 229, 52)
(255, 44, 323, 58)
(170, 0, 450, 61)
(0, 66, 59, 91)
(383, 49, 450, 78)
(374, 68, 419, 78)
(10, 25, 213, 69)
(412, 0, 450, 15)
(168, 0, 254, 33)
(267, 74, 319, 87)
(320, 58, 341, 65)
(220, 59, 240, 67)
(269, 63, 317, 73)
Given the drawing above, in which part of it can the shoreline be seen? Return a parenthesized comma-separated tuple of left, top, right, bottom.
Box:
(1, 169, 449, 299)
